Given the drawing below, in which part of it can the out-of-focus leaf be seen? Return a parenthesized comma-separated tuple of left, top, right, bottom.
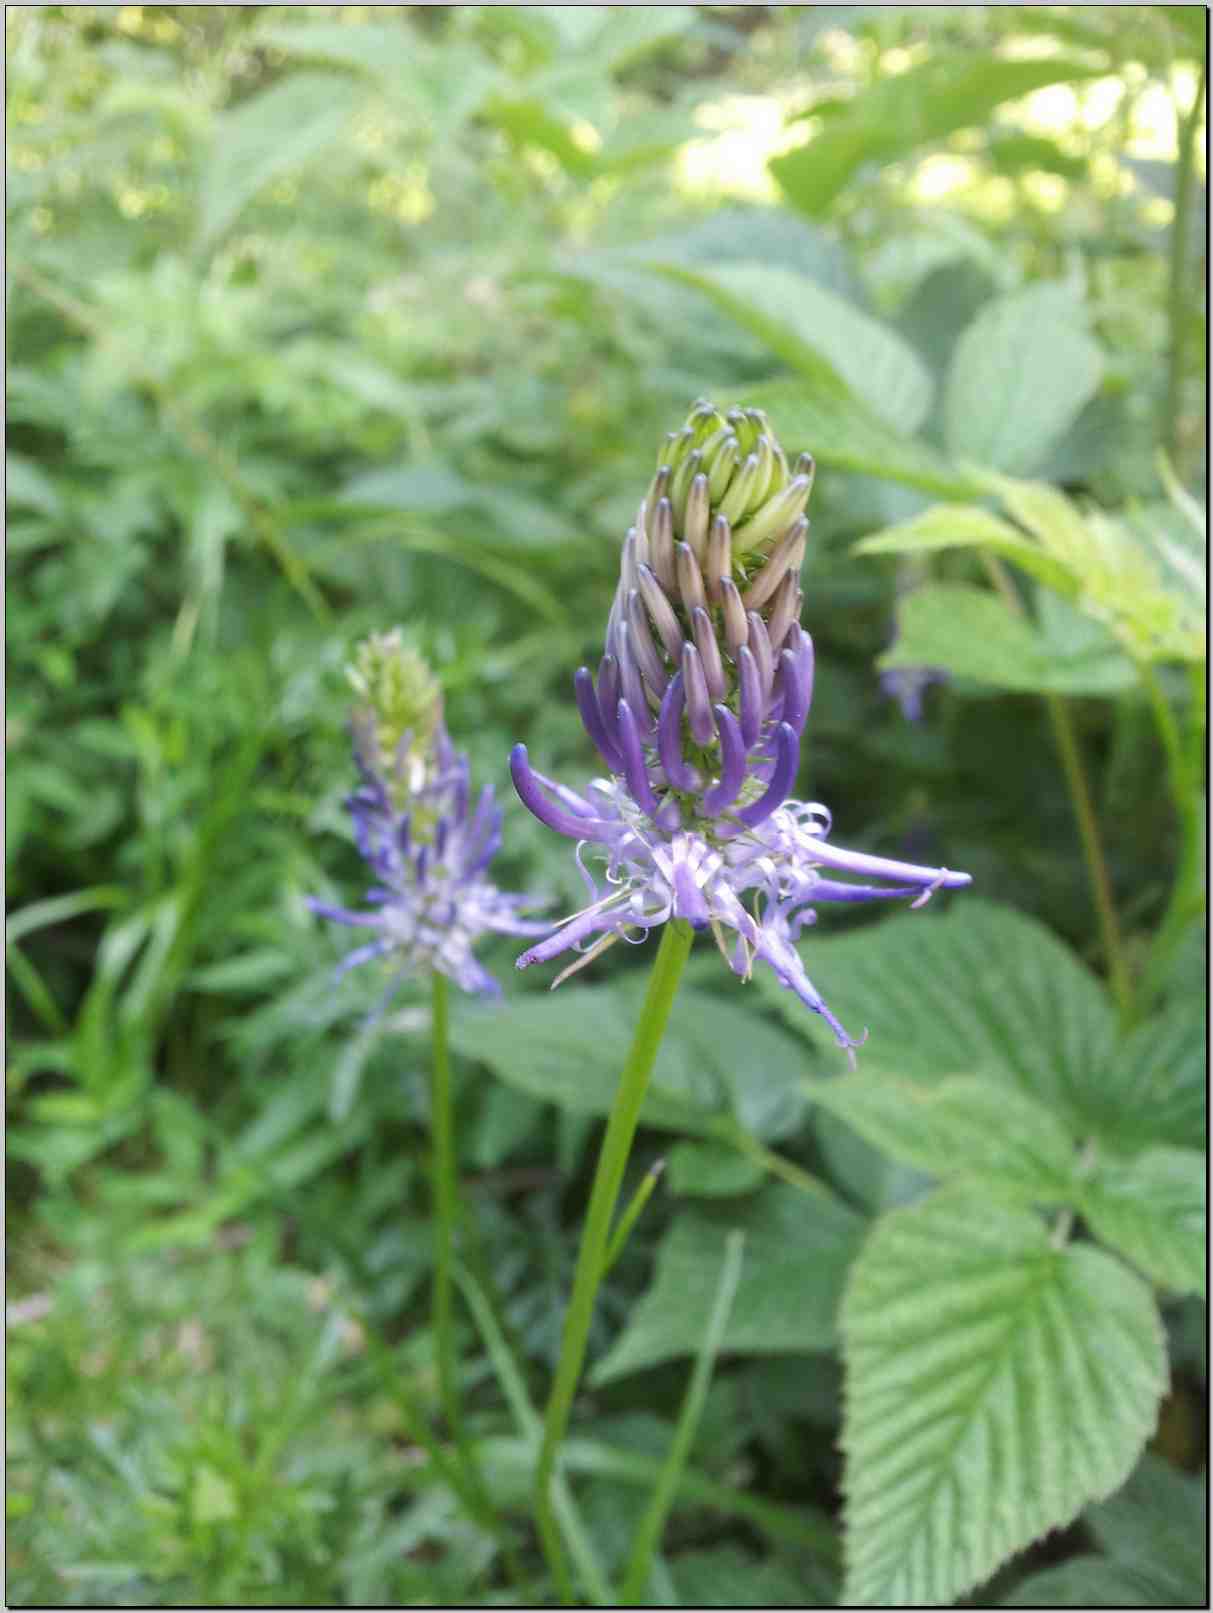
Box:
(671, 1543, 835, 1608)
(667, 1139, 765, 1198)
(757, 901, 1124, 1145)
(451, 984, 810, 1142)
(854, 503, 1079, 595)
(197, 73, 363, 251)
(652, 262, 934, 434)
(943, 284, 1104, 474)
(772, 55, 1105, 215)
(878, 582, 1137, 695)
(842, 1187, 1166, 1606)
(593, 1183, 864, 1382)
(730, 379, 981, 499)
(809, 1074, 1078, 1202)
(1085, 1452, 1208, 1604)
(1080, 1147, 1206, 1298)
(1001, 1557, 1188, 1607)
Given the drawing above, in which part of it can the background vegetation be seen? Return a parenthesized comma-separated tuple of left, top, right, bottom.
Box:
(6, 5, 1206, 1606)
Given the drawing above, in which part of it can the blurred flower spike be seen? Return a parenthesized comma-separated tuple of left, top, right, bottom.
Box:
(511, 402, 971, 1055)
(311, 631, 546, 1001)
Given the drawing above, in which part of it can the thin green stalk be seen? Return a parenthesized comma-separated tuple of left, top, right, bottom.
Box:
(600, 1158, 666, 1280)
(430, 972, 463, 1450)
(534, 919, 695, 1603)
(712, 1117, 837, 1204)
(1139, 659, 1206, 997)
(621, 1230, 745, 1603)
(980, 555, 1134, 1020)
(1042, 696, 1134, 1023)
(453, 1264, 614, 1607)
(1164, 52, 1207, 470)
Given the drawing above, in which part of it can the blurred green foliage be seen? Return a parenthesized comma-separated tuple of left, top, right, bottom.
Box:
(6, 5, 1206, 1606)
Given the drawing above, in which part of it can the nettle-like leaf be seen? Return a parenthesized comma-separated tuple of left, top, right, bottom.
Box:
(858, 476, 1207, 668)
(1079, 1147, 1206, 1299)
(876, 582, 1137, 697)
(593, 1183, 864, 1383)
(943, 284, 1104, 475)
(841, 1187, 1167, 1607)
(756, 900, 1121, 1142)
(451, 982, 809, 1141)
(651, 262, 934, 435)
(809, 1073, 1078, 1204)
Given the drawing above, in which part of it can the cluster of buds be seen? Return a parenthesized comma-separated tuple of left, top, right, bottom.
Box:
(511, 403, 970, 1052)
(310, 632, 544, 1001)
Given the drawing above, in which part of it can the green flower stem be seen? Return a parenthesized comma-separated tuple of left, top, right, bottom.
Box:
(1042, 695, 1134, 1023)
(430, 972, 464, 1449)
(980, 556, 1134, 1021)
(1164, 51, 1207, 471)
(429, 969, 504, 1548)
(600, 1158, 666, 1280)
(620, 1229, 745, 1602)
(534, 919, 695, 1603)
(1140, 659, 1207, 998)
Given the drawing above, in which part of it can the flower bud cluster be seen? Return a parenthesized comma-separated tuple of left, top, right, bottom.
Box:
(589, 400, 816, 836)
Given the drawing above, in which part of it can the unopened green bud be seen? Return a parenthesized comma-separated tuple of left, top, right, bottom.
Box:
(346, 629, 441, 800)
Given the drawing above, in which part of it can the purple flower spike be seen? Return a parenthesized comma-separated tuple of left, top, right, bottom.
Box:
(616, 699, 660, 815)
(509, 400, 970, 1053)
(311, 632, 546, 1004)
(736, 722, 799, 828)
(682, 642, 715, 747)
(702, 705, 746, 815)
(658, 674, 700, 792)
(777, 648, 810, 736)
(736, 644, 763, 748)
(511, 744, 601, 840)
(575, 666, 623, 774)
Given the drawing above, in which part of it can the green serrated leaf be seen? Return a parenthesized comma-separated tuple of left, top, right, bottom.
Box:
(854, 504, 1079, 597)
(727, 379, 981, 499)
(878, 582, 1137, 695)
(593, 1184, 864, 1383)
(451, 984, 809, 1141)
(1080, 1147, 1206, 1298)
(772, 55, 1105, 215)
(652, 262, 933, 434)
(944, 284, 1104, 474)
(758, 903, 1121, 1139)
(1085, 1451, 1208, 1603)
(198, 73, 363, 251)
(842, 1188, 1167, 1607)
(809, 1074, 1078, 1202)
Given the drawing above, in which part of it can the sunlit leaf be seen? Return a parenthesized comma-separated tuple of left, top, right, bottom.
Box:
(842, 1188, 1167, 1606)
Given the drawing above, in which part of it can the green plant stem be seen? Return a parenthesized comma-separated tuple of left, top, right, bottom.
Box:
(600, 1158, 666, 1280)
(1164, 52, 1207, 470)
(620, 1230, 745, 1602)
(980, 555, 1134, 1021)
(1042, 697, 1134, 1023)
(1139, 660, 1206, 997)
(430, 973, 469, 1457)
(533, 919, 695, 1603)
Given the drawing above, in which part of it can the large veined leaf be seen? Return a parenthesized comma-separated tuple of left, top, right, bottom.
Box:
(756, 901, 1124, 1144)
(652, 262, 934, 434)
(593, 1183, 864, 1383)
(729, 379, 981, 501)
(943, 284, 1104, 474)
(842, 1188, 1167, 1606)
(878, 582, 1137, 695)
(1079, 1146, 1206, 1298)
(1093, 1002, 1206, 1151)
(1084, 1452, 1208, 1604)
(809, 1074, 1079, 1204)
(451, 983, 811, 1142)
(853, 504, 1079, 597)
(772, 55, 1106, 215)
(197, 73, 364, 251)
